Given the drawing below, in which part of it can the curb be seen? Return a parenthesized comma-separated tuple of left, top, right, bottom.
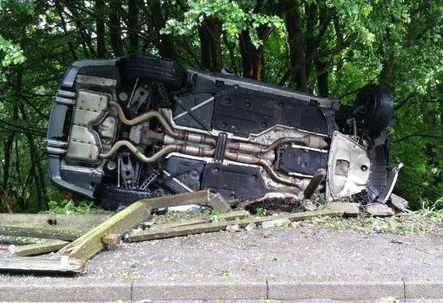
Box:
(0, 280, 131, 302)
(404, 279, 443, 299)
(0, 276, 441, 301)
(268, 278, 404, 300)
(132, 278, 266, 301)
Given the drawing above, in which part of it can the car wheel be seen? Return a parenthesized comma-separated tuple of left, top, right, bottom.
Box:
(95, 185, 159, 210)
(354, 84, 394, 138)
(118, 54, 185, 90)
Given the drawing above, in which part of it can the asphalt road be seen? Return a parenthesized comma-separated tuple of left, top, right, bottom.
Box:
(0, 221, 442, 302)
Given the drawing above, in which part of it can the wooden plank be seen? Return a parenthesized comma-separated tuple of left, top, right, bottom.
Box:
(141, 190, 211, 208)
(0, 214, 110, 241)
(127, 209, 342, 242)
(0, 213, 109, 229)
(0, 226, 83, 241)
(208, 193, 232, 213)
(151, 210, 251, 230)
(101, 233, 121, 250)
(217, 210, 250, 220)
(0, 256, 80, 274)
(59, 201, 150, 268)
(9, 240, 69, 256)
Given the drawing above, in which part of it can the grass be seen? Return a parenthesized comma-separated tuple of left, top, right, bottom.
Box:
(296, 210, 443, 235)
(2, 200, 99, 246)
(153, 210, 206, 224)
(42, 196, 442, 236)
(149, 205, 442, 235)
(203, 208, 222, 223)
(47, 199, 94, 214)
(254, 207, 267, 217)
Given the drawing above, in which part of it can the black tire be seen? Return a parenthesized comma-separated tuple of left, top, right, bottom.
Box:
(118, 54, 185, 90)
(95, 184, 159, 211)
(354, 84, 394, 138)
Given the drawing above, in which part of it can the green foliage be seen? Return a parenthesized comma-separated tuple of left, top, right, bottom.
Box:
(254, 207, 267, 217)
(47, 199, 94, 215)
(204, 208, 222, 223)
(162, 0, 284, 47)
(0, 36, 25, 67)
(0, 0, 441, 212)
(326, 0, 375, 46)
(417, 197, 443, 214)
(0, 1, 26, 79)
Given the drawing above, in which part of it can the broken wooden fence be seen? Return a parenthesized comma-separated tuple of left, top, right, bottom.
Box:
(0, 190, 342, 274)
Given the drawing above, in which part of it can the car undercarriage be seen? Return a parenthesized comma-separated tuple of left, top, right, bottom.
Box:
(47, 55, 399, 210)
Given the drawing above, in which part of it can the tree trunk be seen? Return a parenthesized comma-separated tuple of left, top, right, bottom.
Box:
(149, 0, 177, 60)
(18, 104, 48, 211)
(96, 0, 106, 58)
(379, 56, 395, 87)
(239, 31, 265, 81)
(0, 185, 12, 213)
(55, 0, 77, 60)
(64, 1, 96, 57)
(109, 0, 123, 56)
(2, 133, 14, 195)
(128, 0, 139, 53)
(315, 59, 329, 97)
(304, 3, 318, 82)
(27, 135, 47, 210)
(285, 6, 307, 91)
(198, 17, 222, 72)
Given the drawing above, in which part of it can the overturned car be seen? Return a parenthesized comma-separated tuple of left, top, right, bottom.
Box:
(47, 55, 399, 210)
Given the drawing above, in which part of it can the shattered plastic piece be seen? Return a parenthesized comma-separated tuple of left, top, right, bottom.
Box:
(365, 203, 395, 217)
(245, 223, 256, 232)
(302, 199, 318, 211)
(261, 218, 291, 229)
(321, 202, 360, 216)
(225, 224, 241, 233)
(389, 194, 409, 212)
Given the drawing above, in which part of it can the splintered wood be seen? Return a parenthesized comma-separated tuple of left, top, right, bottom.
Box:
(0, 256, 75, 274)
(0, 213, 110, 241)
(9, 240, 69, 256)
(58, 201, 151, 269)
(0, 190, 342, 275)
(140, 190, 231, 213)
(0, 190, 225, 273)
(127, 209, 342, 242)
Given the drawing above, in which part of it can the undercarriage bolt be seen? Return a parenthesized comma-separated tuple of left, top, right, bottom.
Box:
(106, 161, 117, 170)
(118, 92, 128, 101)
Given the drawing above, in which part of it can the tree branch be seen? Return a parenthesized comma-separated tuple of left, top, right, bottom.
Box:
(393, 132, 443, 143)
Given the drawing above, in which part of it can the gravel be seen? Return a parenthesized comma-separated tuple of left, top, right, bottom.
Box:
(83, 223, 443, 281)
(0, 219, 441, 284)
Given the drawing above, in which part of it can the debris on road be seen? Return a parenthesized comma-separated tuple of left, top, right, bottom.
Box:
(321, 202, 360, 217)
(261, 218, 291, 229)
(238, 192, 302, 214)
(0, 190, 231, 274)
(0, 256, 75, 274)
(140, 190, 232, 213)
(126, 209, 342, 242)
(225, 224, 241, 233)
(58, 200, 151, 271)
(8, 240, 68, 257)
(390, 194, 409, 212)
(0, 190, 409, 276)
(0, 213, 109, 241)
(151, 210, 250, 230)
(365, 203, 396, 217)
